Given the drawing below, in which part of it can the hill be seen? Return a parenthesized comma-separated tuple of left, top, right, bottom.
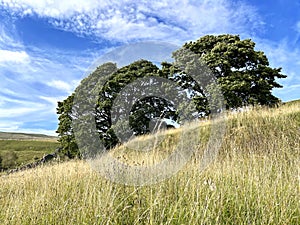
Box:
(0, 131, 57, 141)
(0, 132, 58, 170)
(0, 101, 299, 224)
(284, 98, 300, 106)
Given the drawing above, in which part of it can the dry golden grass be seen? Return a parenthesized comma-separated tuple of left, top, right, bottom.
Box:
(0, 102, 299, 224)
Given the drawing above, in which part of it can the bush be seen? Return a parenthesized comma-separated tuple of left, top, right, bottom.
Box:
(1, 151, 18, 169)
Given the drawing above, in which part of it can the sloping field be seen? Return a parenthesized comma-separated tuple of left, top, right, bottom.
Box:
(0, 132, 58, 169)
(0, 102, 299, 224)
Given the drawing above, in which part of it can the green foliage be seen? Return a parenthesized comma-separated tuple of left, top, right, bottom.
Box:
(57, 60, 180, 157)
(56, 94, 79, 158)
(56, 62, 119, 158)
(181, 34, 286, 108)
(56, 34, 287, 158)
(1, 151, 18, 169)
(97, 60, 159, 145)
(129, 96, 178, 134)
(95, 60, 178, 148)
(0, 140, 59, 169)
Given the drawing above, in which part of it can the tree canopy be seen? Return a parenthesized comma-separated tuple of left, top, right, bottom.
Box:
(94, 60, 178, 148)
(56, 34, 286, 158)
(181, 34, 286, 107)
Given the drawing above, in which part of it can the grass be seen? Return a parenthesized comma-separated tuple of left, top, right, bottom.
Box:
(0, 102, 299, 224)
(0, 131, 57, 141)
(0, 139, 59, 169)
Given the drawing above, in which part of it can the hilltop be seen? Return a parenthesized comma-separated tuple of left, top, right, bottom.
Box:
(0, 131, 57, 141)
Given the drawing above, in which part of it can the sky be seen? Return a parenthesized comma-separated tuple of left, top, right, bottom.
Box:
(0, 0, 299, 136)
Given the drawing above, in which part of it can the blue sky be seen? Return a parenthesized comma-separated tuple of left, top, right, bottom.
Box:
(0, 0, 299, 136)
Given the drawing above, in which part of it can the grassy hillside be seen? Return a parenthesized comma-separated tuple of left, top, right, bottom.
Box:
(0, 140, 59, 169)
(0, 102, 299, 224)
(0, 132, 58, 169)
(0, 131, 57, 141)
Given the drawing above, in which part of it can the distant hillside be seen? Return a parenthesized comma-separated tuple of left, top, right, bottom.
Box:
(0, 132, 57, 141)
(284, 99, 300, 106)
(0, 132, 59, 170)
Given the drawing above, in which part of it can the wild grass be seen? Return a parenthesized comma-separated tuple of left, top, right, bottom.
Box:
(0, 102, 299, 224)
(0, 140, 59, 169)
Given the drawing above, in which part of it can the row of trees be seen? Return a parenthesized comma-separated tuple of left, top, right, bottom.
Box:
(56, 34, 286, 158)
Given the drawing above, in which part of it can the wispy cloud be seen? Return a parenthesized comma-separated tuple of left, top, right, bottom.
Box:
(0, 0, 263, 43)
(0, 20, 94, 135)
(0, 91, 61, 135)
(2, 0, 297, 135)
(0, 49, 30, 63)
(0, 94, 48, 117)
(0, 121, 23, 131)
(296, 21, 300, 33)
(0, 22, 23, 49)
(0, 120, 57, 136)
(46, 79, 80, 93)
(255, 37, 300, 101)
(0, 106, 44, 118)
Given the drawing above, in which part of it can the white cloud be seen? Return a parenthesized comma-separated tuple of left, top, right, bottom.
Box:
(0, 49, 30, 63)
(0, 22, 31, 64)
(0, 0, 109, 17)
(285, 83, 300, 90)
(46, 79, 80, 93)
(0, 23, 23, 49)
(39, 95, 72, 113)
(0, 0, 263, 43)
(39, 96, 61, 105)
(4, 0, 298, 134)
(296, 21, 300, 33)
(0, 121, 23, 131)
(0, 93, 59, 134)
(0, 121, 57, 136)
(0, 28, 93, 135)
(256, 38, 300, 74)
(0, 105, 45, 118)
(0, 95, 31, 105)
(254, 37, 300, 101)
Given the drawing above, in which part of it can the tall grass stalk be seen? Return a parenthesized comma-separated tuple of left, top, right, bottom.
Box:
(0, 103, 299, 224)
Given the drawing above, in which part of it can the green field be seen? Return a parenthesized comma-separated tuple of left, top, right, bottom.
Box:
(0, 102, 299, 224)
(0, 133, 59, 169)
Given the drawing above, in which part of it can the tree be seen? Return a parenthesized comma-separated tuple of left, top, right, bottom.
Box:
(179, 34, 286, 108)
(56, 62, 118, 158)
(94, 60, 178, 148)
(56, 93, 79, 158)
(56, 34, 287, 158)
(1, 151, 18, 169)
(56, 60, 179, 157)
